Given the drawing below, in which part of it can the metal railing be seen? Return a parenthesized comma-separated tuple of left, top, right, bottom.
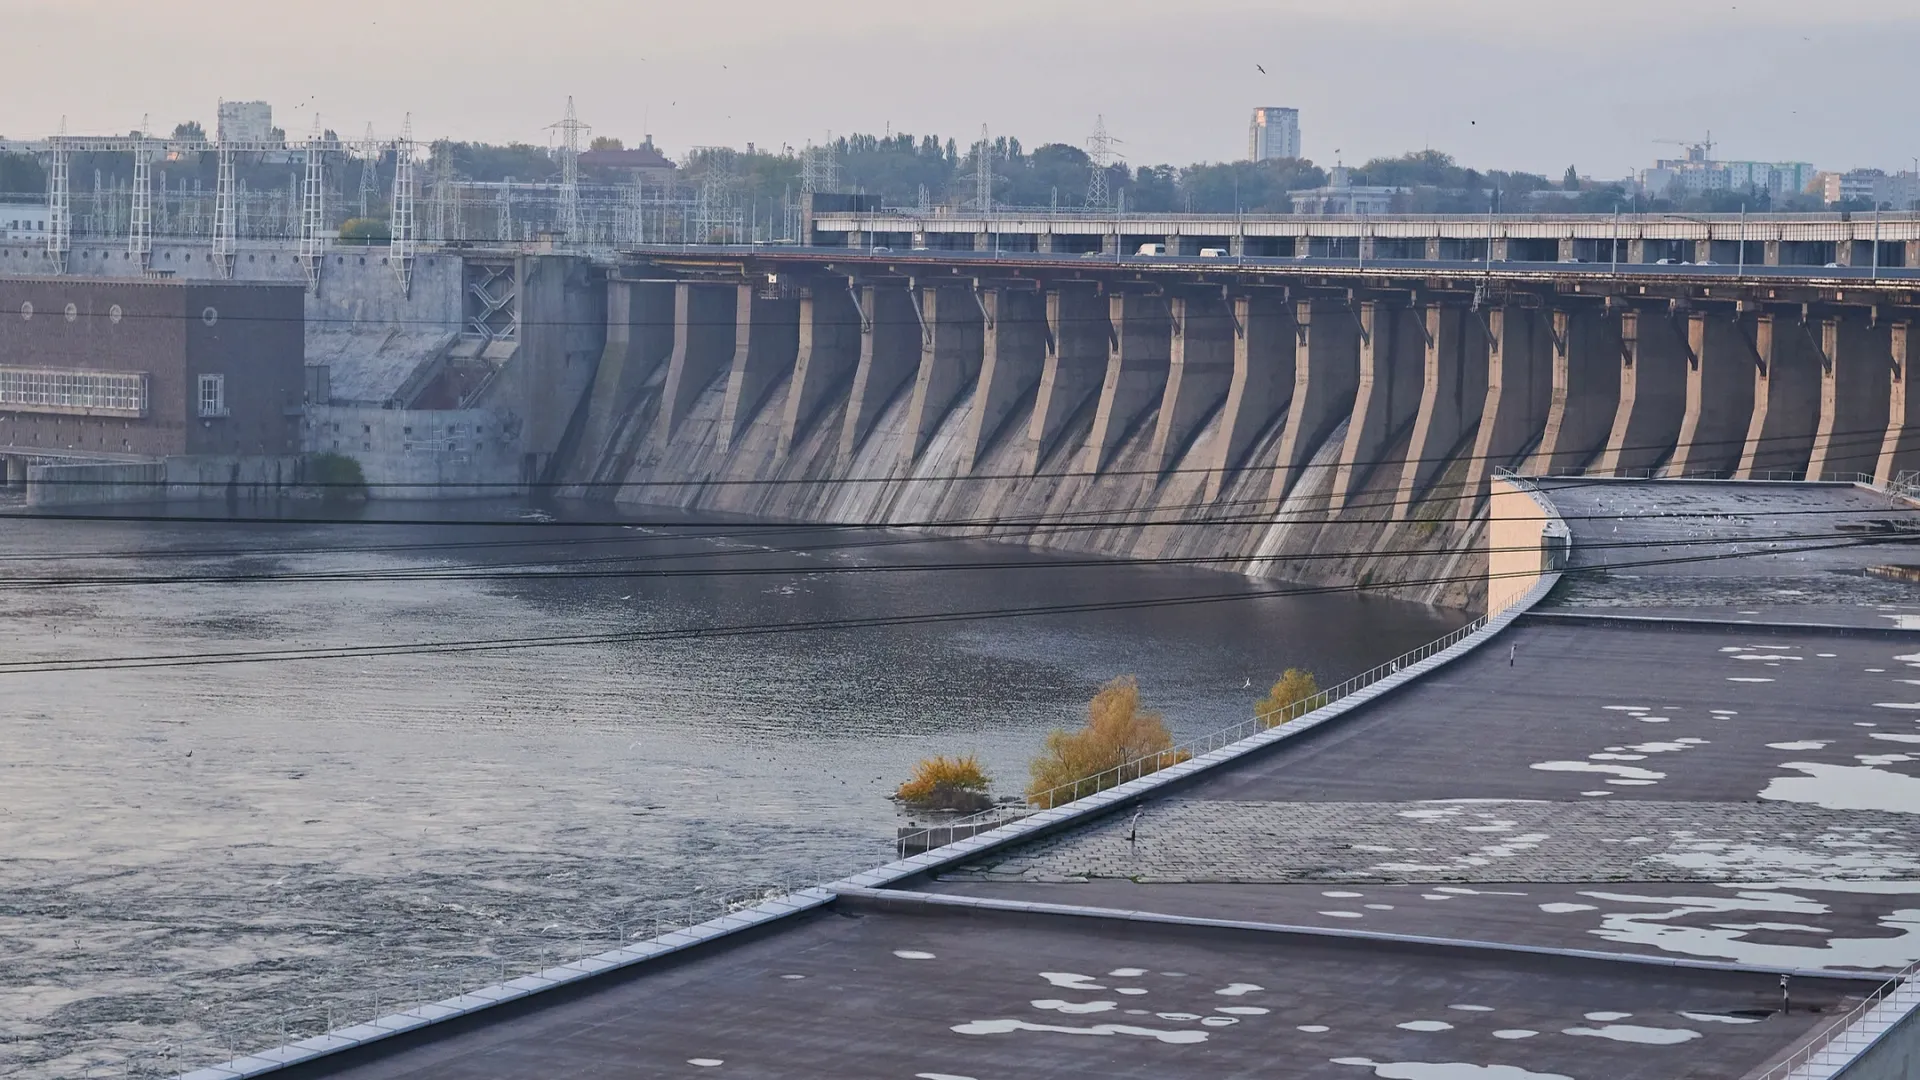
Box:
(1753, 958, 1920, 1080)
(897, 614, 1491, 854)
(130, 879, 830, 1079)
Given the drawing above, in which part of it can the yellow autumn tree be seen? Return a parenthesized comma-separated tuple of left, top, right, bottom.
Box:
(1026, 676, 1190, 809)
(894, 754, 992, 811)
(1256, 668, 1321, 728)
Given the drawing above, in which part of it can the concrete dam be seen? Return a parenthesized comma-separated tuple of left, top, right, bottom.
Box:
(8, 212, 1920, 612)
(560, 243, 1920, 611)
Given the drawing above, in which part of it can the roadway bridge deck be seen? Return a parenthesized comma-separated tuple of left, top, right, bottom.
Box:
(806, 207, 1920, 270)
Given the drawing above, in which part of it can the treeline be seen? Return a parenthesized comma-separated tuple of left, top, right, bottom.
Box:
(0, 123, 1828, 216)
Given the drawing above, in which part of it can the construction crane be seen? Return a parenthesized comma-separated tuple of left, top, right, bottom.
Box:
(1654, 133, 1714, 164)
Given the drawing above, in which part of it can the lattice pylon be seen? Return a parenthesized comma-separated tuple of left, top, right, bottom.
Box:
(359, 122, 380, 219)
(211, 144, 236, 278)
(974, 125, 993, 211)
(46, 119, 71, 272)
(129, 139, 154, 269)
(389, 115, 417, 295)
(547, 97, 589, 245)
(298, 119, 326, 293)
(1086, 115, 1120, 210)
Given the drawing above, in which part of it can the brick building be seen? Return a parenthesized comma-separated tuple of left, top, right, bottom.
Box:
(0, 277, 304, 460)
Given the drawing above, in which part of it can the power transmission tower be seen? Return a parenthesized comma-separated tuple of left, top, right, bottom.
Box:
(359, 122, 380, 218)
(390, 114, 417, 294)
(129, 132, 153, 268)
(46, 117, 71, 272)
(974, 125, 993, 211)
(1086, 115, 1120, 209)
(800, 136, 839, 196)
(547, 97, 589, 245)
(429, 140, 452, 242)
(212, 139, 236, 278)
(298, 118, 326, 292)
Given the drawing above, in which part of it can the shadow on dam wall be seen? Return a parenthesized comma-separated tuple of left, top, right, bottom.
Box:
(559, 284, 1489, 612)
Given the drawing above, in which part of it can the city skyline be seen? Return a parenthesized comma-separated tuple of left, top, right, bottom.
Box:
(3, 0, 1918, 177)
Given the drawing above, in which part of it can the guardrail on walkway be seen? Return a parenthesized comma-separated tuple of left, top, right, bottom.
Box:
(895, 615, 1490, 855)
(1756, 957, 1920, 1080)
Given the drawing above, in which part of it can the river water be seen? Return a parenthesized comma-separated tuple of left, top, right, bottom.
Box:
(0, 500, 1467, 1078)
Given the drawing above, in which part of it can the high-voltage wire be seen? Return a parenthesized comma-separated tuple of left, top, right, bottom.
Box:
(0, 534, 1890, 676)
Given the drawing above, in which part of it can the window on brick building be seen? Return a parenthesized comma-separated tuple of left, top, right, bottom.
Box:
(197, 374, 228, 418)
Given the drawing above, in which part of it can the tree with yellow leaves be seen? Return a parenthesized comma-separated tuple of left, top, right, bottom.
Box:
(1026, 676, 1190, 809)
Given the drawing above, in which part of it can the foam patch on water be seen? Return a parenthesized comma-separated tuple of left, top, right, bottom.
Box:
(952, 1019, 1206, 1043)
(894, 950, 935, 960)
(1760, 763, 1920, 814)
(918, 1074, 980, 1080)
(1398, 1020, 1455, 1032)
(1583, 1011, 1632, 1021)
(1768, 741, 1830, 751)
(1531, 761, 1664, 782)
(1540, 902, 1597, 913)
(1332, 1060, 1573, 1080)
(1871, 733, 1920, 744)
(1215, 983, 1263, 996)
(1728, 677, 1775, 683)
(1492, 1030, 1538, 1040)
(1563, 1024, 1701, 1045)
(1217, 1006, 1269, 1015)
(1032, 999, 1117, 1014)
(1298, 1024, 1330, 1032)
(688, 1059, 724, 1068)
(1448, 1004, 1494, 1012)
(1680, 1011, 1762, 1025)
(1579, 888, 1920, 968)
(1320, 911, 1365, 919)
(1108, 967, 1147, 977)
(1874, 703, 1920, 711)
(1039, 972, 1105, 990)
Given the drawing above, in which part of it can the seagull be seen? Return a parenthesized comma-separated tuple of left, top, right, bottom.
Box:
(1242, 677, 1252, 689)
(1256, 64, 1267, 74)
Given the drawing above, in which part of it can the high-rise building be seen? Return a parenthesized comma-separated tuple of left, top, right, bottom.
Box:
(217, 100, 274, 144)
(1249, 107, 1301, 162)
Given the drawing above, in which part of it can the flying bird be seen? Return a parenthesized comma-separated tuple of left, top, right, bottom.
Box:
(1256, 64, 1267, 74)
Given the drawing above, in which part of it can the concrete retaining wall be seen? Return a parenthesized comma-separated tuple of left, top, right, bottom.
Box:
(26, 462, 166, 507)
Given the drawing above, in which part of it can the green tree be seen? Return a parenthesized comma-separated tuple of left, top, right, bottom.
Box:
(588, 136, 624, 152)
(1563, 165, 1580, 191)
(338, 217, 392, 243)
(171, 120, 206, 142)
(0, 152, 45, 193)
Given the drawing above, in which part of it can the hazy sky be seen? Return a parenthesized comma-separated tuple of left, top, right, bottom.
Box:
(9, 0, 1920, 176)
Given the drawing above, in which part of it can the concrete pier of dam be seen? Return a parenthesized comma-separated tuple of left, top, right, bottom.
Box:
(553, 244, 1920, 610)
(10, 225, 1920, 611)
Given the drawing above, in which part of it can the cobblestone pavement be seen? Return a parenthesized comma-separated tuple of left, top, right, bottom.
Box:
(942, 799, 1920, 885)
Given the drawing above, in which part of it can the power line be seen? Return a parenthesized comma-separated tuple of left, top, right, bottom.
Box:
(34, 423, 1902, 492)
(0, 526, 1891, 591)
(0, 533, 1894, 676)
